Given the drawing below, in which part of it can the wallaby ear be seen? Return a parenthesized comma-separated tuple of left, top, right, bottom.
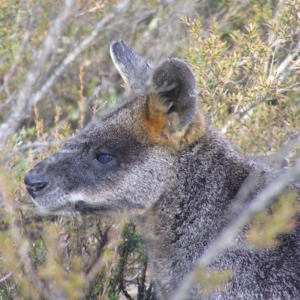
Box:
(110, 40, 151, 93)
(144, 59, 205, 151)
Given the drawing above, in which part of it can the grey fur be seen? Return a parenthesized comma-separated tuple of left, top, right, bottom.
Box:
(25, 41, 300, 300)
(110, 40, 151, 93)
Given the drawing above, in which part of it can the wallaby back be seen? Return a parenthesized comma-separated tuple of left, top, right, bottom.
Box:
(25, 41, 300, 299)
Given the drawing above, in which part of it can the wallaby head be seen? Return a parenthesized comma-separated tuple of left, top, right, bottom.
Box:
(24, 40, 205, 215)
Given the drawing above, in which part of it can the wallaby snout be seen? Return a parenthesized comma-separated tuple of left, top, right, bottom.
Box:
(24, 173, 49, 198)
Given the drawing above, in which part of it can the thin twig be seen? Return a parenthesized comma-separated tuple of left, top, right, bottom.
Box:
(0, 0, 130, 151)
(0, 0, 76, 151)
(2, 137, 73, 163)
(1, 0, 34, 98)
(30, 0, 130, 107)
(221, 95, 272, 134)
(276, 40, 300, 79)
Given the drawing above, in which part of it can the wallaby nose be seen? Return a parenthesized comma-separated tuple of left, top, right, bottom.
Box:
(24, 174, 49, 198)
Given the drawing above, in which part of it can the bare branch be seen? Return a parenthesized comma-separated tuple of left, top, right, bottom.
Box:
(221, 95, 272, 134)
(0, 0, 76, 151)
(276, 40, 300, 79)
(31, 0, 130, 107)
(0, 0, 131, 152)
(1, 137, 73, 163)
(1, 0, 35, 98)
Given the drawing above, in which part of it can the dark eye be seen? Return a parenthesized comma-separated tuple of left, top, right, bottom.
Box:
(95, 154, 114, 164)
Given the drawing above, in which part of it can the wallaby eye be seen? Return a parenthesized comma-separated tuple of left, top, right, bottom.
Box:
(95, 154, 114, 164)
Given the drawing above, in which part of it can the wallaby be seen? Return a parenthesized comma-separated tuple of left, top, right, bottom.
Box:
(25, 40, 300, 299)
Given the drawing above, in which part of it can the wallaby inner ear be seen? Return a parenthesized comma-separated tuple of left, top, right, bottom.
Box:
(110, 40, 151, 93)
(143, 59, 205, 151)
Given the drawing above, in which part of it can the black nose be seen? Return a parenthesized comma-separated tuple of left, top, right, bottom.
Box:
(24, 175, 49, 198)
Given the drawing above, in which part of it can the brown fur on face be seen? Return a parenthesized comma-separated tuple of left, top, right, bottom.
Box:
(110, 42, 204, 152)
(142, 94, 205, 151)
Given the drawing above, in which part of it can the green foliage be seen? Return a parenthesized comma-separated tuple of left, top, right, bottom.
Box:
(248, 192, 299, 249)
(1, 0, 300, 299)
(194, 268, 232, 296)
(184, 0, 300, 155)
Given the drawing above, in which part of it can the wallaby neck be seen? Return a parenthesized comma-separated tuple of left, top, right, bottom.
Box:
(136, 128, 256, 299)
(141, 127, 254, 239)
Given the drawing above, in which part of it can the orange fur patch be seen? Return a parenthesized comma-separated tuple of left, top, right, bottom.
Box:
(141, 95, 206, 151)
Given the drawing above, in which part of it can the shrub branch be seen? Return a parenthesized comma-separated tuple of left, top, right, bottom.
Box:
(0, 0, 130, 151)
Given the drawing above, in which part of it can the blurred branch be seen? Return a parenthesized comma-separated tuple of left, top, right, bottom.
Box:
(0, 0, 130, 152)
(0, 263, 19, 283)
(221, 0, 252, 25)
(12, 210, 53, 299)
(84, 267, 106, 300)
(278, 54, 300, 81)
(84, 221, 111, 276)
(0, 0, 76, 151)
(276, 40, 300, 80)
(1, 1, 35, 99)
(278, 131, 300, 162)
(129, 9, 157, 44)
(173, 161, 300, 300)
(221, 95, 273, 134)
(137, 256, 148, 300)
(2, 137, 73, 164)
(31, 0, 130, 107)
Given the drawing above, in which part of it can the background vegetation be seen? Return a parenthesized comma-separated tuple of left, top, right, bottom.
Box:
(1, 0, 300, 299)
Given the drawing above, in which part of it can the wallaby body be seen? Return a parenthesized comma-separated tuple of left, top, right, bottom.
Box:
(25, 41, 300, 299)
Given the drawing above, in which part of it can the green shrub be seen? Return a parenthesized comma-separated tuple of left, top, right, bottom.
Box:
(1, 0, 300, 299)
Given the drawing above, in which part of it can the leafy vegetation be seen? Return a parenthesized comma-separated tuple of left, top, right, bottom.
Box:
(1, 0, 300, 299)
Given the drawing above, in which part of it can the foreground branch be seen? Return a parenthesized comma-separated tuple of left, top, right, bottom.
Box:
(173, 162, 300, 300)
